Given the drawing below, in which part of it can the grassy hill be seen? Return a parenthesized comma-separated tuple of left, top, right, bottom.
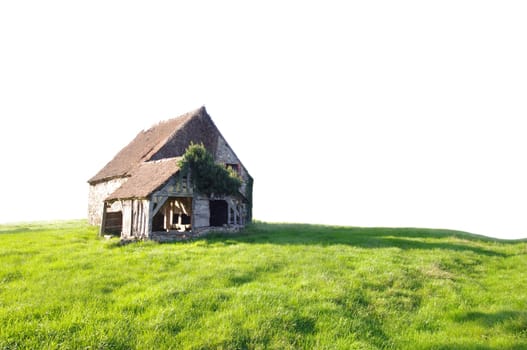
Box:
(0, 221, 526, 349)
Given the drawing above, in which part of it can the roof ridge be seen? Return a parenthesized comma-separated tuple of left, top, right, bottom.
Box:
(144, 106, 205, 131)
(140, 109, 201, 161)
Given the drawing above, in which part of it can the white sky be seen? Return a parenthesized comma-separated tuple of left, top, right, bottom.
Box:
(1, 1, 526, 239)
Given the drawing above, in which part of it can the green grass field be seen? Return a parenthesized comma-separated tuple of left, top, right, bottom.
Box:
(0, 221, 526, 349)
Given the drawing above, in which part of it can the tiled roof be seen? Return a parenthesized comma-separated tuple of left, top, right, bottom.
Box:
(88, 107, 202, 184)
(105, 157, 181, 200)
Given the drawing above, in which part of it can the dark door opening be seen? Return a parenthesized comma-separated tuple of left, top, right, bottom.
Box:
(152, 211, 165, 231)
(210, 200, 228, 227)
(104, 211, 122, 235)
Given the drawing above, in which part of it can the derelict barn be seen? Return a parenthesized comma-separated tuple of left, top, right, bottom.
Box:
(87, 107, 253, 241)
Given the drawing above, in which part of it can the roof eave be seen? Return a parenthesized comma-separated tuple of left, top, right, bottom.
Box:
(88, 174, 130, 185)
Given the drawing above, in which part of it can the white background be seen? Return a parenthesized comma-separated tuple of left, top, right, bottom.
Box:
(1, 1, 526, 239)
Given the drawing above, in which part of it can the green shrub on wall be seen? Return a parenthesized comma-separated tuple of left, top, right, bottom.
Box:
(245, 176, 253, 222)
(179, 143, 242, 196)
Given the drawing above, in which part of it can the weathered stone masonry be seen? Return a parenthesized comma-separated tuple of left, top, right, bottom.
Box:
(88, 177, 127, 226)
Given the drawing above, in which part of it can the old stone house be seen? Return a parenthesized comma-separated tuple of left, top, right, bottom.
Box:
(87, 106, 252, 240)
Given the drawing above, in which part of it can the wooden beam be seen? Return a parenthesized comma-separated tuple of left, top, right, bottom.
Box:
(147, 199, 154, 238)
(151, 196, 169, 217)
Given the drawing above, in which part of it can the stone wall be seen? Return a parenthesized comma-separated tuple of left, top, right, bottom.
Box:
(215, 135, 240, 165)
(149, 225, 243, 242)
(87, 178, 128, 225)
(215, 134, 251, 195)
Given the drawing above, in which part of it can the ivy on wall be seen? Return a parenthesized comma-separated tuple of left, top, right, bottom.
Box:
(179, 143, 242, 196)
(245, 176, 253, 222)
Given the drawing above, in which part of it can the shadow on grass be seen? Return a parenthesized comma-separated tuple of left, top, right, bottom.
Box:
(200, 222, 518, 257)
(425, 344, 526, 350)
(0, 220, 91, 235)
(0, 227, 47, 235)
(431, 310, 527, 350)
(454, 310, 527, 332)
